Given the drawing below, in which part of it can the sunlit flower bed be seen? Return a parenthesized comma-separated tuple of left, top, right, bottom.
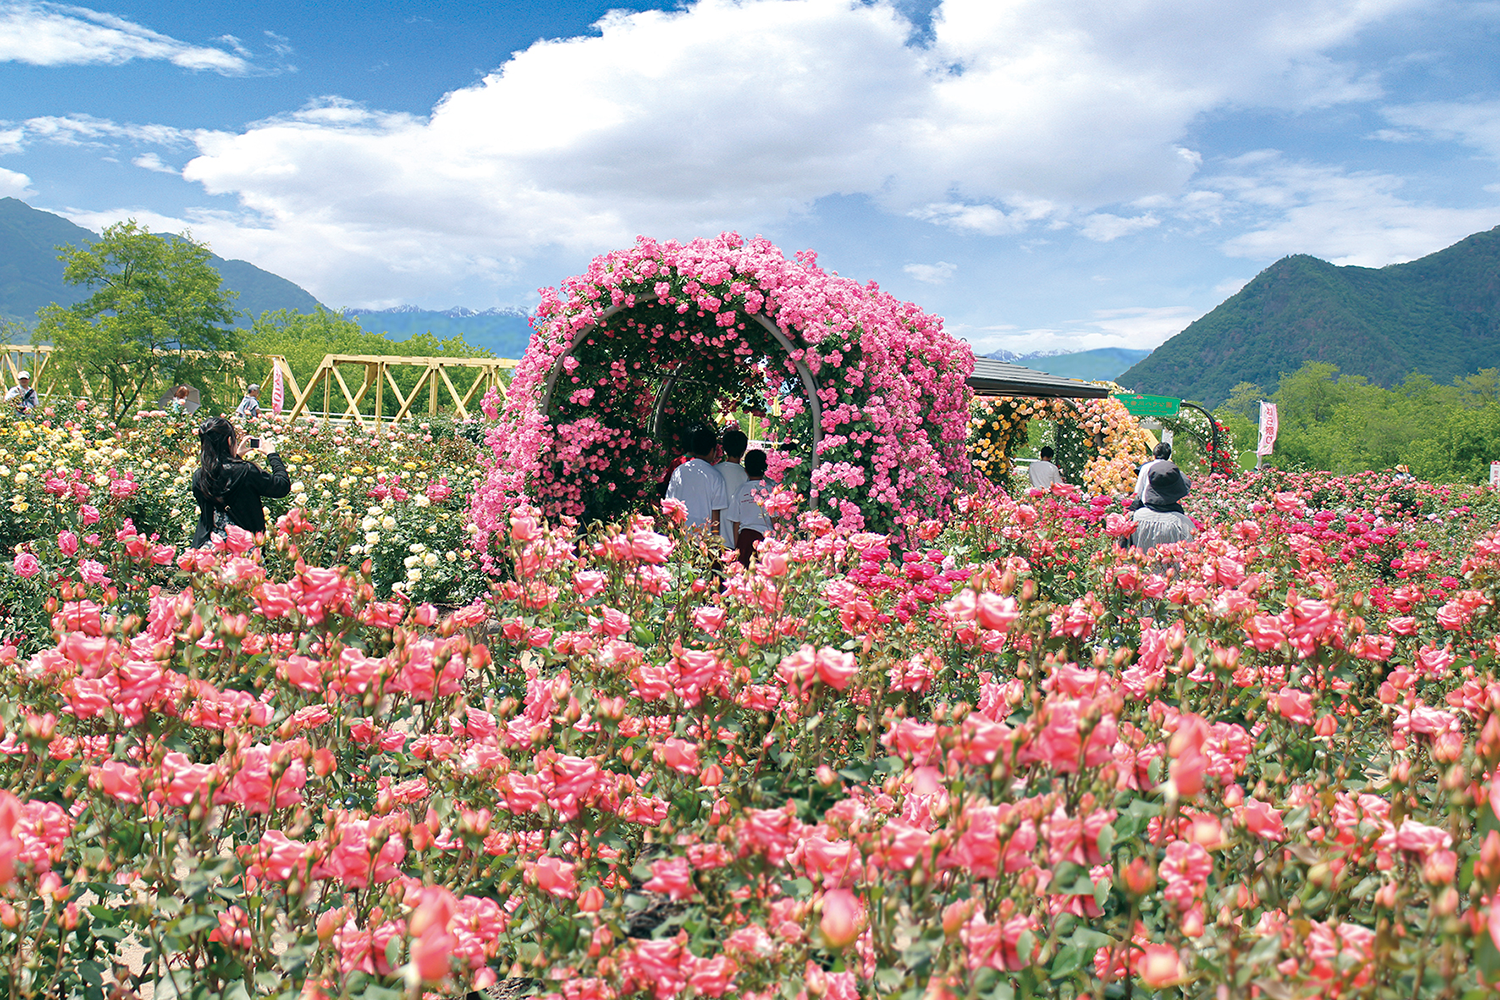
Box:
(1, 459, 1499, 998)
(0, 408, 488, 649)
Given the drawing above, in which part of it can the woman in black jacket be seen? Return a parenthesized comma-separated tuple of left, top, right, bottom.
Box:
(191, 415, 291, 547)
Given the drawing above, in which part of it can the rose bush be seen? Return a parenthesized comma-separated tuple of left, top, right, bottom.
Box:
(0, 458, 1497, 997)
(0, 406, 489, 651)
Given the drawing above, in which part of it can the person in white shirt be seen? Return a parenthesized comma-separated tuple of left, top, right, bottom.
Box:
(715, 427, 749, 549)
(729, 449, 774, 565)
(1028, 446, 1065, 489)
(666, 425, 729, 536)
(5, 372, 37, 415)
(1134, 441, 1174, 500)
(235, 384, 261, 421)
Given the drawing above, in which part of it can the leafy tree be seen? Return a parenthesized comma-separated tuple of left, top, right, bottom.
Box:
(1218, 381, 1266, 423)
(35, 220, 240, 420)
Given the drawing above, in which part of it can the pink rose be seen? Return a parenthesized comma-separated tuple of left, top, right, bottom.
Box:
(642, 857, 696, 901)
(78, 559, 110, 586)
(12, 553, 39, 578)
(57, 531, 78, 557)
(526, 855, 578, 899)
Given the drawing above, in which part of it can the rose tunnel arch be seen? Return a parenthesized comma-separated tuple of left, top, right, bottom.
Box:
(472, 234, 977, 547)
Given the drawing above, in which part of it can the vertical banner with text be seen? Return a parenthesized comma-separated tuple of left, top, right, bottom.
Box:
(271, 362, 285, 416)
(1256, 401, 1279, 457)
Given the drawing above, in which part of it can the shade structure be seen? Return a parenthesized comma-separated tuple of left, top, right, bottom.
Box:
(966, 357, 1111, 399)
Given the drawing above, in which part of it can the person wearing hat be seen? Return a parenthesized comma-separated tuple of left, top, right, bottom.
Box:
(1126, 462, 1195, 553)
(235, 383, 261, 421)
(5, 371, 37, 415)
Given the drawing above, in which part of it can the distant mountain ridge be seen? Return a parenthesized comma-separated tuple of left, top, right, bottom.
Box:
(343, 306, 535, 358)
(987, 346, 1150, 381)
(0, 197, 322, 326)
(1120, 225, 1500, 407)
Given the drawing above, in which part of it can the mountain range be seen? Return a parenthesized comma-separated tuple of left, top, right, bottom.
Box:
(343, 306, 535, 358)
(0, 197, 321, 326)
(989, 346, 1151, 382)
(1120, 225, 1500, 407)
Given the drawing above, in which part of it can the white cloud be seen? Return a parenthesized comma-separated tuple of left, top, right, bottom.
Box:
(1381, 99, 1500, 159)
(15, 114, 196, 149)
(0, 1, 254, 73)
(954, 305, 1198, 354)
(1079, 212, 1160, 241)
(0, 166, 32, 197)
(904, 261, 957, 284)
(131, 152, 178, 175)
(1208, 154, 1500, 264)
(58, 0, 1422, 304)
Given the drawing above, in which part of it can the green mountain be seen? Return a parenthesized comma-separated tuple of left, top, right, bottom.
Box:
(1119, 224, 1500, 407)
(0, 197, 322, 327)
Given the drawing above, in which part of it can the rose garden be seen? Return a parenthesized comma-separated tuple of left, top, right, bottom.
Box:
(0, 233, 1496, 999)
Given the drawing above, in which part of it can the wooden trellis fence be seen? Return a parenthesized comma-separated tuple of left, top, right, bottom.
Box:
(278, 354, 518, 429)
(0, 346, 518, 427)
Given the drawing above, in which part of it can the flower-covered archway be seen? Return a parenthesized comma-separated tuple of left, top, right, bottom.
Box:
(474, 234, 976, 547)
(969, 395, 1156, 493)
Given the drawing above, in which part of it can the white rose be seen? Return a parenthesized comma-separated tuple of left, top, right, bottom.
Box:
(422, 552, 439, 568)
(381, 515, 396, 531)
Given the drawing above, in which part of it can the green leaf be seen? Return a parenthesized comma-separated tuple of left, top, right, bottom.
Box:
(1050, 944, 1084, 978)
(1068, 927, 1114, 951)
(174, 913, 218, 935)
(1478, 922, 1500, 978)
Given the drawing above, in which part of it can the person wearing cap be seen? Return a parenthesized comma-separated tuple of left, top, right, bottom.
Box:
(5, 371, 37, 415)
(235, 383, 261, 421)
(1126, 462, 1195, 554)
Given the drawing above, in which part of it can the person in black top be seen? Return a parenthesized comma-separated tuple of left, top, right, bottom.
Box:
(191, 415, 291, 547)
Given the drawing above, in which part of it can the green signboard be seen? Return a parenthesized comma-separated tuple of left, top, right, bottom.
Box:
(1114, 393, 1182, 418)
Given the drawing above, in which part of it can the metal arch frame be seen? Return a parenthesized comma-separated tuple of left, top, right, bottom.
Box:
(537, 293, 823, 463)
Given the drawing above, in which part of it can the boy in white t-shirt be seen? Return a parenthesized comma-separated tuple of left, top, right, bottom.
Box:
(715, 427, 749, 549)
(729, 449, 773, 565)
(666, 425, 729, 536)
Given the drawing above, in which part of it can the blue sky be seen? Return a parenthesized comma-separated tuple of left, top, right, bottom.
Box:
(2, 0, 1499, 355)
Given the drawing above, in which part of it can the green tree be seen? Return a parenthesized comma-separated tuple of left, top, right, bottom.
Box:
(35, 220, 240, 420)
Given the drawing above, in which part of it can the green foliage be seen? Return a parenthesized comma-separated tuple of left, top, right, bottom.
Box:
(1254, 359, 1500, 480)
(35, 221, 242, 420)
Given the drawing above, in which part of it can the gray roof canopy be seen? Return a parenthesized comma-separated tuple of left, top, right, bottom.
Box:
(967, 357, 1111, 399)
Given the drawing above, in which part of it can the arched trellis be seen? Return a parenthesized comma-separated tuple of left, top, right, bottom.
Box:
(969, 395, 1155, 494)
(536, 294, 824, 465)
(472, 233, 976, 545)
(1157, 405, 1236, 476)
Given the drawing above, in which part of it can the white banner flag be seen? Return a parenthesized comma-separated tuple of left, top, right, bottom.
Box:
(1256, 401, 1279, 457)
(271, 362, 285, 416)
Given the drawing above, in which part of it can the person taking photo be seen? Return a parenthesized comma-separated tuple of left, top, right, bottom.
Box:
(191, 415, 290, 547)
